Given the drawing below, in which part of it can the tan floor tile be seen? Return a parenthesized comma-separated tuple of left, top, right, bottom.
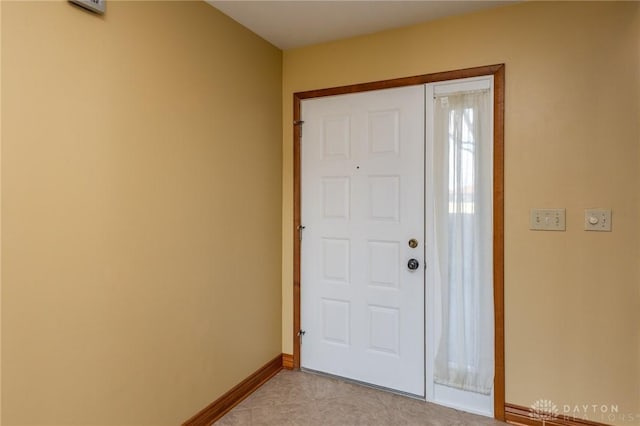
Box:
(215, 370, 507, 426)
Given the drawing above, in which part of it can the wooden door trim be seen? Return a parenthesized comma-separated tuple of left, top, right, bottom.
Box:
(292, 64, 505, 420)
(182, 354, 283, 426)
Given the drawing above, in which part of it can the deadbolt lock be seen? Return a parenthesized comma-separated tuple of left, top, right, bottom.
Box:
(408, 239, 418, 248)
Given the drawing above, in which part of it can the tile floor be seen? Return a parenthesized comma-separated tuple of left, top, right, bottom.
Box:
(216, 370, 507, 425)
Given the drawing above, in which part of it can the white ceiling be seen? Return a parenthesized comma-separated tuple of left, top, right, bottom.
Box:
(206, 1, 515, 50)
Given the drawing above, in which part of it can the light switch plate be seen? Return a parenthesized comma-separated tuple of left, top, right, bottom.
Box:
(70, 0, 105, 14)
(584, 209, 612, 231)
(530, 208, 566, 231)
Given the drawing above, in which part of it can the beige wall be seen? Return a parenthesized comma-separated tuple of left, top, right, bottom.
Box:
(282, 2, 640, 424)
(0, 0, 3, 422)
(1, 1, 282, 425)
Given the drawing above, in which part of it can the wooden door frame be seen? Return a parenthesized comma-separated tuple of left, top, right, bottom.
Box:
(292, 64, 505, 420)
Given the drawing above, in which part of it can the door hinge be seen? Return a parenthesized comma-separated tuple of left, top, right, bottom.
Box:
(297, 225, 306, 241)
(297, 329, 306, 344)
(294, 120, 304, 138)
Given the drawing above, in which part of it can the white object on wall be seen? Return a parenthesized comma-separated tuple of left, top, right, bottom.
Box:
(530, 208, 566, 231)
(584, 209, 612, 231)
(70, 0, 105, 15)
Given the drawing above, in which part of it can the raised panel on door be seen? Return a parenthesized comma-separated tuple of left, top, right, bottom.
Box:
(300, 85, 425, 397)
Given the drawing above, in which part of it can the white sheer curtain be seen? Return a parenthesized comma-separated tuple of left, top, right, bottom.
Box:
(432, 89, 494, 395)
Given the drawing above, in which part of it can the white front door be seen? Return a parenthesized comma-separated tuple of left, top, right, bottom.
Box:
(300, 85, 425, 396)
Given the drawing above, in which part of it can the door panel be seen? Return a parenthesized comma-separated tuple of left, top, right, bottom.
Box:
(301, 86, 425, 396)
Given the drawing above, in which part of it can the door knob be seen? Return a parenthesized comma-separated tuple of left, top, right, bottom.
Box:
(407, 258, 419, 271)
